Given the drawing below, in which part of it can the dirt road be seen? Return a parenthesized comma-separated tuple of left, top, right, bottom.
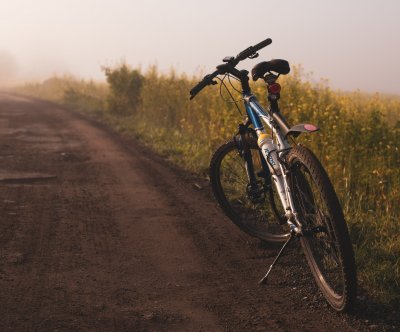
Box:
(0, 93, 394, 331)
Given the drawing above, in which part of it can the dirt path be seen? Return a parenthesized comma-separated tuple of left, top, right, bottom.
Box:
(0, 93, 395, 331)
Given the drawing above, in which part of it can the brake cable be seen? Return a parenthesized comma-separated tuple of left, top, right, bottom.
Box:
(218, 75, 244, 116)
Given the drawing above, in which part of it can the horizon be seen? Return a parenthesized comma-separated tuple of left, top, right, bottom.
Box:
(1, 0, 399, 95)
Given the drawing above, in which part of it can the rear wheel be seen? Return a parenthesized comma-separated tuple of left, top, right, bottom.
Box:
(287, 146, 357, 312)
(210, 140, 289, 243)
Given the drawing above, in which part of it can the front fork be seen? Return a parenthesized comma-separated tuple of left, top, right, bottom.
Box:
(234, 123, 271, 203)
(255, 127, 303, 234)
(272, 165, 302, 235)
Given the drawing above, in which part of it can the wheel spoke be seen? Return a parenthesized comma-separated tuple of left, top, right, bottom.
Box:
(210, 140, 290, 242)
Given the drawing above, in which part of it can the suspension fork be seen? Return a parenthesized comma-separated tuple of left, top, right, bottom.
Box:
(258, 127, 303, 233)
(234, 123, 273, 202)
(234, 123, 258, 185)
(278, 159, 303, 234)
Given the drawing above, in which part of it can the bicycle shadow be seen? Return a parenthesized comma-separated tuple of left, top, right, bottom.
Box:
(253, 240, 399, 331)
(348, 289, 399, 331)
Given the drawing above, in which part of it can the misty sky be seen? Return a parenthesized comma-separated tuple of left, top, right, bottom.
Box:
(0, 0, 399, 94)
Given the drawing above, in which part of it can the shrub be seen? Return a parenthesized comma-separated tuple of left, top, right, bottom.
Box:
(103, 64, 144, 116)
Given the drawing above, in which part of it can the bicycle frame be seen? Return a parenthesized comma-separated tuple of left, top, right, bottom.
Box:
(188, 39, 318, 234)
(242, 92, 302, 234)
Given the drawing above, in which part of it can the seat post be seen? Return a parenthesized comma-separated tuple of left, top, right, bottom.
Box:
(268, 96, 280, 113)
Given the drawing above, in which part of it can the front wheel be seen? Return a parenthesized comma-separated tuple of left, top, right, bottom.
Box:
(287, 146, 357, 312)
(210, 140, 290, 243)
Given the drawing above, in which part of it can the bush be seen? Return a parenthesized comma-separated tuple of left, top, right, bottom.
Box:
(103, 64, 144, 116)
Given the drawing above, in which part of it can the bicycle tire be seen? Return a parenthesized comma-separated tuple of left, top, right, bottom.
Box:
(287, 145, 357, 312)
(210, 140, 290, 243)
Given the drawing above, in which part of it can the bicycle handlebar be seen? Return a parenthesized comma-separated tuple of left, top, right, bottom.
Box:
(235, 38, 272, 62)
(189, 38, 272, 99)
(189, 71, 219, 100)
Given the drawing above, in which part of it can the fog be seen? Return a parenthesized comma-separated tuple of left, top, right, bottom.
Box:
(0, 50, 70, 86)
(1, 0, 399, 94)
(0, 50, 19, 86)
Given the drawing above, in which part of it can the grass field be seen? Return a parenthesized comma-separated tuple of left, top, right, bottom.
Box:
(14, 64, 400, 306)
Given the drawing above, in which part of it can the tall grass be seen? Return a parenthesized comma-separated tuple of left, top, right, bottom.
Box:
(14, 65, 400, 305)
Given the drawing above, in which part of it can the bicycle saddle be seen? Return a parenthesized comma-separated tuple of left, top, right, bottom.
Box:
(251, 59, 290, 81)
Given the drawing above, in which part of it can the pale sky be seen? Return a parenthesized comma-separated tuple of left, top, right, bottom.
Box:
(0, 0, 399, 94)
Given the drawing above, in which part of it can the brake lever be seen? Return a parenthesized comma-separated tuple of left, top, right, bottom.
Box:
(248, 53, 259, 59)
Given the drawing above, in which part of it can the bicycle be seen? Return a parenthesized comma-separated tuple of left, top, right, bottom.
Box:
(189, 38, 357, 312)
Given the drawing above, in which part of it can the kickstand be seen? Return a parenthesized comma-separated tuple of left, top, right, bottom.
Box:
(259, 232, 296, 285)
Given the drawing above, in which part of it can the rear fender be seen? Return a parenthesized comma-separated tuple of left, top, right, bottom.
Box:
(286, 123, 319, 137)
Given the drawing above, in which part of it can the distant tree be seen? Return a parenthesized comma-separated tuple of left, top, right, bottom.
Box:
(102, 64, 144, 116)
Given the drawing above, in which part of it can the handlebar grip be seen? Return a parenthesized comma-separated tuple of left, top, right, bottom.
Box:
(189, 71, 219, 99)
(236, 38, 272, 61)
(189, 80, 207, 99)
(253, 38, 272, 52)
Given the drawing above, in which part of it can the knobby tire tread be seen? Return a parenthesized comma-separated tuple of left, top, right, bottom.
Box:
(288, 145, 357, 312)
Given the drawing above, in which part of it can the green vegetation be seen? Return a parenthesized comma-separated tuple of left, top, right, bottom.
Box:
(14, 64, 400, 306)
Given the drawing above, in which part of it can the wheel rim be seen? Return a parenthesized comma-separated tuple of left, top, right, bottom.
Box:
(217, 144, 289, 241)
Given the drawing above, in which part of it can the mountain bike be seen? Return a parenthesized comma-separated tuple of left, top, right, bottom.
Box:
(189, 38, 357, 312)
